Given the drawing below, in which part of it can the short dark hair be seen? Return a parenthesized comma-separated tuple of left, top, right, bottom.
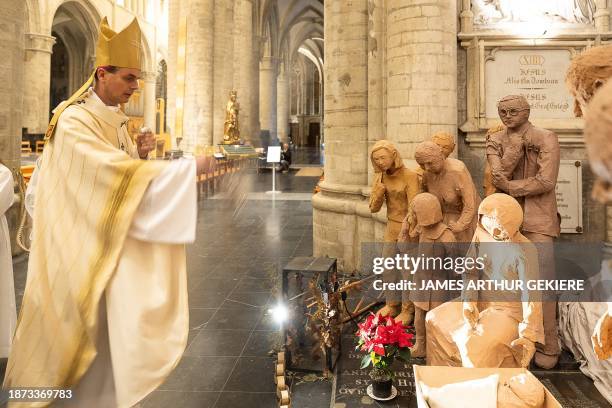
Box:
(94, 65, 119, 80)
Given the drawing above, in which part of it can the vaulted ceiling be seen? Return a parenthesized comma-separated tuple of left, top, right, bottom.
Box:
(259, 0, 323, 70)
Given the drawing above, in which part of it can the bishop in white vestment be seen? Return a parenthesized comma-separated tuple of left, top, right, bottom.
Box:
(4, 17, 199, 408)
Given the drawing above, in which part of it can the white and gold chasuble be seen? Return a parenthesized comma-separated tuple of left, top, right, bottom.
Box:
(3, 89, 193, 408)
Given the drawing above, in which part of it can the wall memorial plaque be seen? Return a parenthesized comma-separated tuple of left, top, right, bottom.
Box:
(485, 49, 574, 119)
(556, 160, 583, 233)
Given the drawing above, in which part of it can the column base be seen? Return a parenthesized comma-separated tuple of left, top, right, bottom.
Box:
(312, 181, 387, 273)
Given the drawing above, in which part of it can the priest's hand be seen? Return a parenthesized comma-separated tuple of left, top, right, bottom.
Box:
(137, 128, 156, 159)
(462, 301, 479, 329)
(592, 310, 612, 360)
(510, 337, 536, 367)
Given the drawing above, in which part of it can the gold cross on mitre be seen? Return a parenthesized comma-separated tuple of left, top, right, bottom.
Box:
(45, 17, 143, 141)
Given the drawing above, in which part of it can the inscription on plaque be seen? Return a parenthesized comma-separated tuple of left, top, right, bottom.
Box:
(485, 49, 574, 119)
(556, 160, 583, 234)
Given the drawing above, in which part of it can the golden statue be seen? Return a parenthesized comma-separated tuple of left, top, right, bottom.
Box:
(223, 90, 240, 144)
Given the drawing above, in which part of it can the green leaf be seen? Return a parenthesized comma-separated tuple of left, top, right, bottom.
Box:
(360, 354, 372, 369)
(398, 348, 411, 362)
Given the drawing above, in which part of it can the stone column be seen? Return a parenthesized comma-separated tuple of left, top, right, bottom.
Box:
(460, 0, 474, 33)
(259, 55, 278, 142)
(595, 0, 610, 32)
(23, 33, 55, 135)
(385, 0, 457, 157)
(0, 0, 24, 169)
(167, 0, 181, 139)
(142, 71, 157, 129)
(213, 0, 234, 146)
(182, 0, 214, 151)
(233, 0, 255, 144)
(277, 61, 290, 143)
(313, 0, 369, 272)
(367, 0, 384, 181)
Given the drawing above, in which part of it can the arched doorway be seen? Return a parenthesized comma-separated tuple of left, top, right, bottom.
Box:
(49, 1, 98, 115)
(49, 33, 69, 120)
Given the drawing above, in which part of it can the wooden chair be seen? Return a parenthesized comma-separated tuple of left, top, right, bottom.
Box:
(196, 157, 217, 199)
(21, 141, 31, 153)
(35, 140, 45, 153)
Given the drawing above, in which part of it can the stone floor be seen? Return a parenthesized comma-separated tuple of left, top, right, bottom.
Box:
(5, 148, 323, 408)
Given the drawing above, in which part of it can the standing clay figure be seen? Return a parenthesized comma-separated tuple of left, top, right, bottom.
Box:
(414, 141, 480, 243)
(369, 140, 420, 324)
(487, 94, 561, 369)
(408, 192, 456, 358)
(426, 193, 544, 368)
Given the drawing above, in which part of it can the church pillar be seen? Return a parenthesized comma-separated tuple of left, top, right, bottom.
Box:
(23, 33, 55, 135)
(368, 0, 384, 181)
(276, 61, 290, 143)
(233, 0, 255, 144)
(312, 0, 369, 272)
(213, 0, 234, 146)
(595, 0, 610, 32)
(182, 0, 214, 151)
(0, 0, 25, 169)
(385, 0, 457, 157)
(142, 71, 157, 130)
(259, 56, 278, 142)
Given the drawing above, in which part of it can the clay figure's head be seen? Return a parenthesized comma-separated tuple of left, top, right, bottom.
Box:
(415, 141, 445, 174)
(411, 192, 443, 227)
(565, 45, 612, 117)
(431, 132, 455, 158)
(230, 90, 237, 101)
(584, 80, 612, 204)
(370, 140, 403, 173)
(497, 95, 530, 130)
(478, 193, 523, 241)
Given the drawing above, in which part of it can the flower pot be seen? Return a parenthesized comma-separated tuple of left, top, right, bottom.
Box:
(371, 378, 393, 399)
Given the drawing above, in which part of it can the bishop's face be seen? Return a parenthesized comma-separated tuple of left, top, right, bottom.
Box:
(98, 67, 142, 105)
(372, 148, 395, 172)
(498, 100, 530, 130)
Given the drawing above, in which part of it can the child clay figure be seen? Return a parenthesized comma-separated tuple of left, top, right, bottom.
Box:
(414, 141, 480, 243)
(369, 140, 420, 324)
(408, 192, 456, 358)
(426, 193, 544, 368)
(486, 94, 561, 369)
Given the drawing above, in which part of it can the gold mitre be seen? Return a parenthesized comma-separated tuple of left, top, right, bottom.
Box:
(96, 17, 142, 69)
(45, 17, 143, 140)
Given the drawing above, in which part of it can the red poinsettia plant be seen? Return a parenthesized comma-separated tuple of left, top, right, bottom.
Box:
(355, 313, 413, 379)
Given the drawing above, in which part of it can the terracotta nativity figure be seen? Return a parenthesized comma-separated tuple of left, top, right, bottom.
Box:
(369, 140, 420, 324)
